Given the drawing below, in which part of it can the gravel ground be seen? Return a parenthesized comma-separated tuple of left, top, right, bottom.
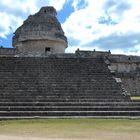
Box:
(0, 134, 140, 140)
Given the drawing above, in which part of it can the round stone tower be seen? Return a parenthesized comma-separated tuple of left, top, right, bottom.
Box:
(13, 6, 67, 55)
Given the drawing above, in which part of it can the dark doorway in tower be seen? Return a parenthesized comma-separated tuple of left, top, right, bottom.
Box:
(45, 47, 51, 53)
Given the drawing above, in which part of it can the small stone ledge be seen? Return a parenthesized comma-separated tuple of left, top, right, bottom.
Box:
(115, 78, 122, 83)
(0, 48, 17, 56)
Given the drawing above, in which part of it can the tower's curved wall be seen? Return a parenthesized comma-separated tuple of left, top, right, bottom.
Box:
(13, 6, 67, 55)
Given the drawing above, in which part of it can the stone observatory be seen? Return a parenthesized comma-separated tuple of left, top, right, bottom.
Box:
(13, 6, 67, 55)
(1, 6, 140, 119)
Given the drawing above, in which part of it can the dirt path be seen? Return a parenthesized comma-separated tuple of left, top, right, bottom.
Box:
(0, 134, 140, 140)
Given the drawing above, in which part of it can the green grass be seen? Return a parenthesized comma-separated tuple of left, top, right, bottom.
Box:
(131, 96, 140, 100)
(0, 119, 140, 139)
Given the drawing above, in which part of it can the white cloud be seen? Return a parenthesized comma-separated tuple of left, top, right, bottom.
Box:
(0, 0, 38, 38)
(0, 12, 22, 38)
(0, 0, 66, 38)
(48, 0, 66, 11)
(71, 0, 86, 10)
(1, 0, 38, 14)
(0, 0, 140, 55)
(63, 0, 140, 55)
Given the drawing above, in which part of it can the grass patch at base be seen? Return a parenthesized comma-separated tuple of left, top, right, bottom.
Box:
(0, 119, 140, 139)
(131, 96, 140, 100)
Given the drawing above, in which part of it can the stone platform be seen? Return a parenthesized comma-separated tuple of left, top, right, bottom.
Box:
(0, 55, 140, 118)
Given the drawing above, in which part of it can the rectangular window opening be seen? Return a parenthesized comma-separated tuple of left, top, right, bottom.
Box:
(45, 47, 51, 52)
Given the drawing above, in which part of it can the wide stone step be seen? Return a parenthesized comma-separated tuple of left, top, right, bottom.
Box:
(1, 65, 106, 68)
(0, 89, 122, 92)
(0, 101, 136, 106)
(0, 89, 121, 93)
(0, 74, 111, 78)
(0, 98, 127, 102)
(0, 106, 140, 111)
(0, 83, 119, 86)
(1, 57, 134, 117)
(0, 95, 125, 99)
(0, 111, 140, 117)
(0, 94, 129, 99)
(0, 93, 124, 96)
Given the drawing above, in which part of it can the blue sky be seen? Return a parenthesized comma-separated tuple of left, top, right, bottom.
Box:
(0, 0, 140, 55)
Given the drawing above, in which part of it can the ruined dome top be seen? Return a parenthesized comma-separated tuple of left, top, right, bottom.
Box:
(39, 6, 57, 16)
(13, 6, 67, 47)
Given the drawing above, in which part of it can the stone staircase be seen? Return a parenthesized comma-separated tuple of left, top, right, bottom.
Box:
(0, 57, 140, 118)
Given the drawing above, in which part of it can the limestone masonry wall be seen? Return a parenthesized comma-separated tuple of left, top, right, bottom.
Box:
(108, 54, 140, 96)
(108, 55, 140, 73)
(0, 48, 16, 56)
(13, 6, 67, 55)
(0, 47, 140, 96)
